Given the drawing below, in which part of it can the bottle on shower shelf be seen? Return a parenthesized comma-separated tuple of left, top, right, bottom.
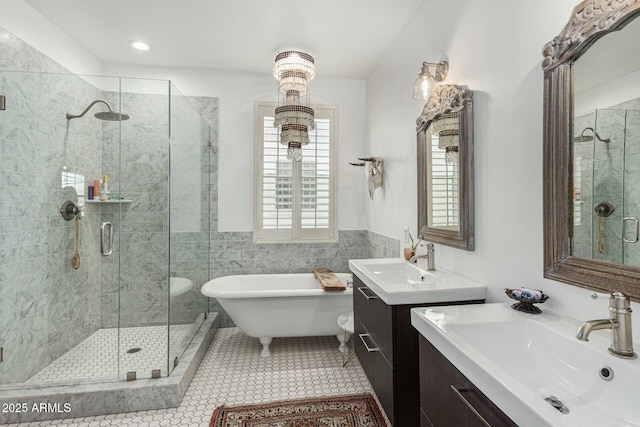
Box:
(99, 174, 109, 201)
(93, 179, 100, 198)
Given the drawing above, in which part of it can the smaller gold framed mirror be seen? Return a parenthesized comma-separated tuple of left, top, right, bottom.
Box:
(416, 84, 474, 250)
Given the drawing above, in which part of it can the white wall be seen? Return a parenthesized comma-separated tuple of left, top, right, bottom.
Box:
(365, 0, 640, 323)
(103, 63, 368, 232)
(0, 0, 102, 75)
(575, 69, 640, 114)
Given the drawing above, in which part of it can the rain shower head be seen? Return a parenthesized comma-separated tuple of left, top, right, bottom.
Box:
(66, 100, 129, 121)
(94, 110, 130, 121)
(574, 127, 610, 143)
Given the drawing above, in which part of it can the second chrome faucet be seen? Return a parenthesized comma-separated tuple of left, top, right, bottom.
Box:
(576, 292, 637, 359)
(409, 242, 436, 271)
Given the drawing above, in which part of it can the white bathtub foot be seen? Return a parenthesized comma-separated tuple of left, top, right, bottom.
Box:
(337, 333, 351, 353)
(259, 337, 273, 357)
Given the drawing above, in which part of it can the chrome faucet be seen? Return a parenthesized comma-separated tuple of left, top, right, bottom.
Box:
(576, 292, 637, 359)
(409, 242, 436, 271)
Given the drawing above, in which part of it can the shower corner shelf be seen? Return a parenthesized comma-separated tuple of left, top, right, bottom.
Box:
(86, 199, 133, 204)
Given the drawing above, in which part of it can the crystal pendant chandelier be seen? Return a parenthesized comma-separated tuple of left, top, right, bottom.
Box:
(431, 112, 459, 164)
(273, 49, 315, 161)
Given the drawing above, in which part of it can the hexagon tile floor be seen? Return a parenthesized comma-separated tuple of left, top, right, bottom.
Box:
(10, 327, 384, 426)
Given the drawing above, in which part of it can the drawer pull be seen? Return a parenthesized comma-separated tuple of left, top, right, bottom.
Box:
(358, 333, 380, 352)
(450, 384, 491, 427)
(357, 287, 378, 300)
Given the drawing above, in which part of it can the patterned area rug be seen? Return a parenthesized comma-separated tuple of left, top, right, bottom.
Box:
(209, 393, 388, 427)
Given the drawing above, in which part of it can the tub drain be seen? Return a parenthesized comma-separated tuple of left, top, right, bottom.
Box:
(126, 347, 142, 354)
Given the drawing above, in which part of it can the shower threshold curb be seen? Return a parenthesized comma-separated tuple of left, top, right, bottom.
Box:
(0, 314, 218, 425)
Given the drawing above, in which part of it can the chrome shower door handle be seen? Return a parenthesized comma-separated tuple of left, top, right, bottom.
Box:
(623, 217, 639, 243)
(101, 222, 113, 256)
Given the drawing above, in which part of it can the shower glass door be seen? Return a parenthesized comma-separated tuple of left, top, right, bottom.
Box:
(0, 71, 123, 387)
(0, 69, 210, 389)
(115, 78, 171, 380)
(167, 82, 211, 374)
(622, 109, 640, 267)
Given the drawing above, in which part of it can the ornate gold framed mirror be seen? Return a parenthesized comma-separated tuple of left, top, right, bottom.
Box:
(416, 84, 474, 250)
(543, 0, 640, 300)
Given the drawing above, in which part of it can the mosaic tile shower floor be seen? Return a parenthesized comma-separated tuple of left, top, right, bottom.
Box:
(11, 327, 381, 426)
(25, 325, 195, 385)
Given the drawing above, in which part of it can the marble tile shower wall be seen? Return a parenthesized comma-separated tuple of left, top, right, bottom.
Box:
(99, 91, 171, 328)
(574, 99, 640, 266)
(0, 27, 103, 384)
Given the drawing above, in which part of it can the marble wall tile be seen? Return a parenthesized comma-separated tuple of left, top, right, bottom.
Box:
(573, 105, 640, 265)
(206, 229, 399, 326)
(0, 27, 103, 385)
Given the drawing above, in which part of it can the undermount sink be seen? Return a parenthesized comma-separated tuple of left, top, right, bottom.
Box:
(411, 303, 640, 426)
(349, 258, 486, 305)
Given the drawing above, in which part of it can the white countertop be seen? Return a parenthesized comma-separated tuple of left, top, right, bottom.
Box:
(348, 258, 486, 305)
(410, 303, 640, 427)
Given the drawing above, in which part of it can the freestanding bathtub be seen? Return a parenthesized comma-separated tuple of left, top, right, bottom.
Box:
(201, 273, 353, 357)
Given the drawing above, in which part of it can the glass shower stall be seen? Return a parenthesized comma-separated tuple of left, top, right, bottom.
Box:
(0, 70, 211, 388)
(573, 107, 640, 266)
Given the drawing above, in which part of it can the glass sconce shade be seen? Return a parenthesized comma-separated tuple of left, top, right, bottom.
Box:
(413, 73, 434, 100)
(413, 61, 449, 100)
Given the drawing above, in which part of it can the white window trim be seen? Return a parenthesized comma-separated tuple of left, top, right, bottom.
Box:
(253, 101, 339, 244)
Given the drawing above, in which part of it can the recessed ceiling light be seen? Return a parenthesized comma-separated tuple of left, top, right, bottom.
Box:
(129, 40, 151, 51)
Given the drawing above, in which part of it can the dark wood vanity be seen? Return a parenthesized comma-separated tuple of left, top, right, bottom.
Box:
(418, 335, 516, 427)
(352, 274, 484, 426)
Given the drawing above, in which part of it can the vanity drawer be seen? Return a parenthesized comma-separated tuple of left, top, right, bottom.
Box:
(353, 276, 394, 365)
(354, 316, 395, 424)
(419, 335, 516, 427)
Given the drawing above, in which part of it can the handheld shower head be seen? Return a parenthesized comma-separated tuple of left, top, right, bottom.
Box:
(66, 100, 129, 121)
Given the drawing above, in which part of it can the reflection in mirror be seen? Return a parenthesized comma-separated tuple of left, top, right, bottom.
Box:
(572, 13, 640, 267)
(426, 113, 459, 230)
(542, 0, 640, 299)
(417, 84, 474, 250)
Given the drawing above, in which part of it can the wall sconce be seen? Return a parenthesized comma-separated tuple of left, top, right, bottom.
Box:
(412, 60, 449, 100)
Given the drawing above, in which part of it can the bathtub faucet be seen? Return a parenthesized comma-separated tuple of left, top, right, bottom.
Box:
(409, 242, 435, 271)
(345, 276, 354, 288)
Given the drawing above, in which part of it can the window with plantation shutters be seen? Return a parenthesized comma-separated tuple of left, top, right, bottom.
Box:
(428, 134, 459, 229)
(254, 102, 338, 243)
